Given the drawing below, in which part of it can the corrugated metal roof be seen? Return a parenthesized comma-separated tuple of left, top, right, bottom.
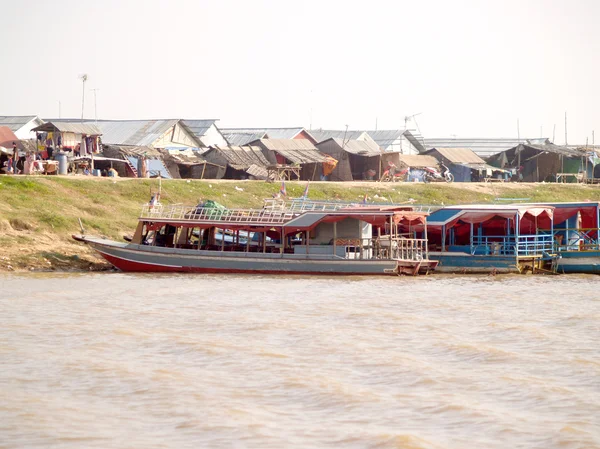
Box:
(210, 145, 270, 170)
(160, 148, 208, 165)
(424, 137, 548, 157)
(428, 147, 485, 164)
(309, 129, 367, 142)
(318, 138, 381, 156)
(45, 119, 182, 145)
(181, 119, 217, 137)
(0, 116, 38, 132)
(102, 144, 161, 158)
(246, 164, 268, 179)
(516, 141, 585, 157)
(222, 128, 307, 140)
(367, 129, 426, 153)
(366, 130, 405, 147)
(95, 120, 177, 146)
(223, 131, 267, 146)
(396, 154, 440, 168)
(254, 138, 327, 164)
(32, 121, 102, 135)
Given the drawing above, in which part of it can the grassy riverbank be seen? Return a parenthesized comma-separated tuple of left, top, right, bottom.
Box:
(2, 175, 600, 271)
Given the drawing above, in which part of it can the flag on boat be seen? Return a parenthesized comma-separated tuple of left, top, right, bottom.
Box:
(362, 193, 368, 204)
(302, 181, 310, 198)
(279, 180, 287, 197)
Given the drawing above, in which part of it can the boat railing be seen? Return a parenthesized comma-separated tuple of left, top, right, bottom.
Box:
(547, 228, 600, 251)
(516, 234, 554, 256)
(140, 204, 296, 224)
(343, 237, 426, 261)
(471, 234, 554, 256)
(263, 198, 438, 213)
(390, 238, 428, 261)
(264, 198, 356, 212)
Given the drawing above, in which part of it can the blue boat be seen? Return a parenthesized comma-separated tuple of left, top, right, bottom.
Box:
(426, 205, 556, 274)
(532, 202, 600, 274)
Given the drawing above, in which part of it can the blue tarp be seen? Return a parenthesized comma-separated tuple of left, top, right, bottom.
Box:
(126, 156, 171, 179)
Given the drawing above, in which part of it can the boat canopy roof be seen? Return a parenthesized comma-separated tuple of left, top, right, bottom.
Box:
(283, 210, 427, 232)
(428, 204, 555, 230)
(140, 204, 428, 232)
(512, 201, 600, 228)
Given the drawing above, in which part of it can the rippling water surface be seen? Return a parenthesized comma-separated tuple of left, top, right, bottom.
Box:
(1, 273, 599, 449)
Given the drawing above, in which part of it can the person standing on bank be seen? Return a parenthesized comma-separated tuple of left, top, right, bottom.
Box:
(12, 142, 18, 174)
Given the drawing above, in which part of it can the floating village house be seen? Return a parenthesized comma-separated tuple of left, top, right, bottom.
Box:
(424, 137, 549, 159)
(310, 129, 424, 154)
(181, 119, 229, 148)
(309, 129, 379, 148)
(424, 147, 503, 182)
(0, 115, 44, 140)
(80, 119, 215, 178)
(486, 139, 589, 182)
(201, 145, 271, 180)
(32, 121, 102, 156)
(315, 138, 382, 181)
(249, 138, 329, 180)
(222, 127, 317, 146)
(366, 129, 426, 154)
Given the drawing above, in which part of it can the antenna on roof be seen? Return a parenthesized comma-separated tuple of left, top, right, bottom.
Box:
(342, 124, 349, 149)
(404, 112, 422, 130)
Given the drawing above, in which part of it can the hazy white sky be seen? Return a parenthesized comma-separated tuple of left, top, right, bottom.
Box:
(2, 0, 599, 143)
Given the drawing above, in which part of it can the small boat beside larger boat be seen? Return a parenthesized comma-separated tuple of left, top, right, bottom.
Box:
(523, 201, 600, 274)
(425, 204, 557, 274)
(73, 202, 438, 276)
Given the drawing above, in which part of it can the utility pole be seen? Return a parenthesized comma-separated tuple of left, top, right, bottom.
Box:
(91, 88, 100, 124)
(58, 100, 61, 119)
(553, 124, 556, 143)
(80, 74, 88, 121)
(564, 111, 568, 146)
(517, 119, 520, 142)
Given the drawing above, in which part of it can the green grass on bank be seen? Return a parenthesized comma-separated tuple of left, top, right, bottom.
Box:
(2, 176, 600, 269)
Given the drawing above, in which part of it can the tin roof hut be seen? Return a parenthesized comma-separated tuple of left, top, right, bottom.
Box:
(249, 138, 329, 181)
(202, 145, 271, 180)
(424, 147, 489, 182)
(315, 138, 382, 181)
(487, 139, 588, 182)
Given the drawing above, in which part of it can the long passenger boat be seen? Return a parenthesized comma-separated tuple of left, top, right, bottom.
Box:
(425, 204, 557, 273)
(73, 202, 438, 275)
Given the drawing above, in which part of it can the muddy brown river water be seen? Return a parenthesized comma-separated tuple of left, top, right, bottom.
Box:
(0, 273, 598, 448)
